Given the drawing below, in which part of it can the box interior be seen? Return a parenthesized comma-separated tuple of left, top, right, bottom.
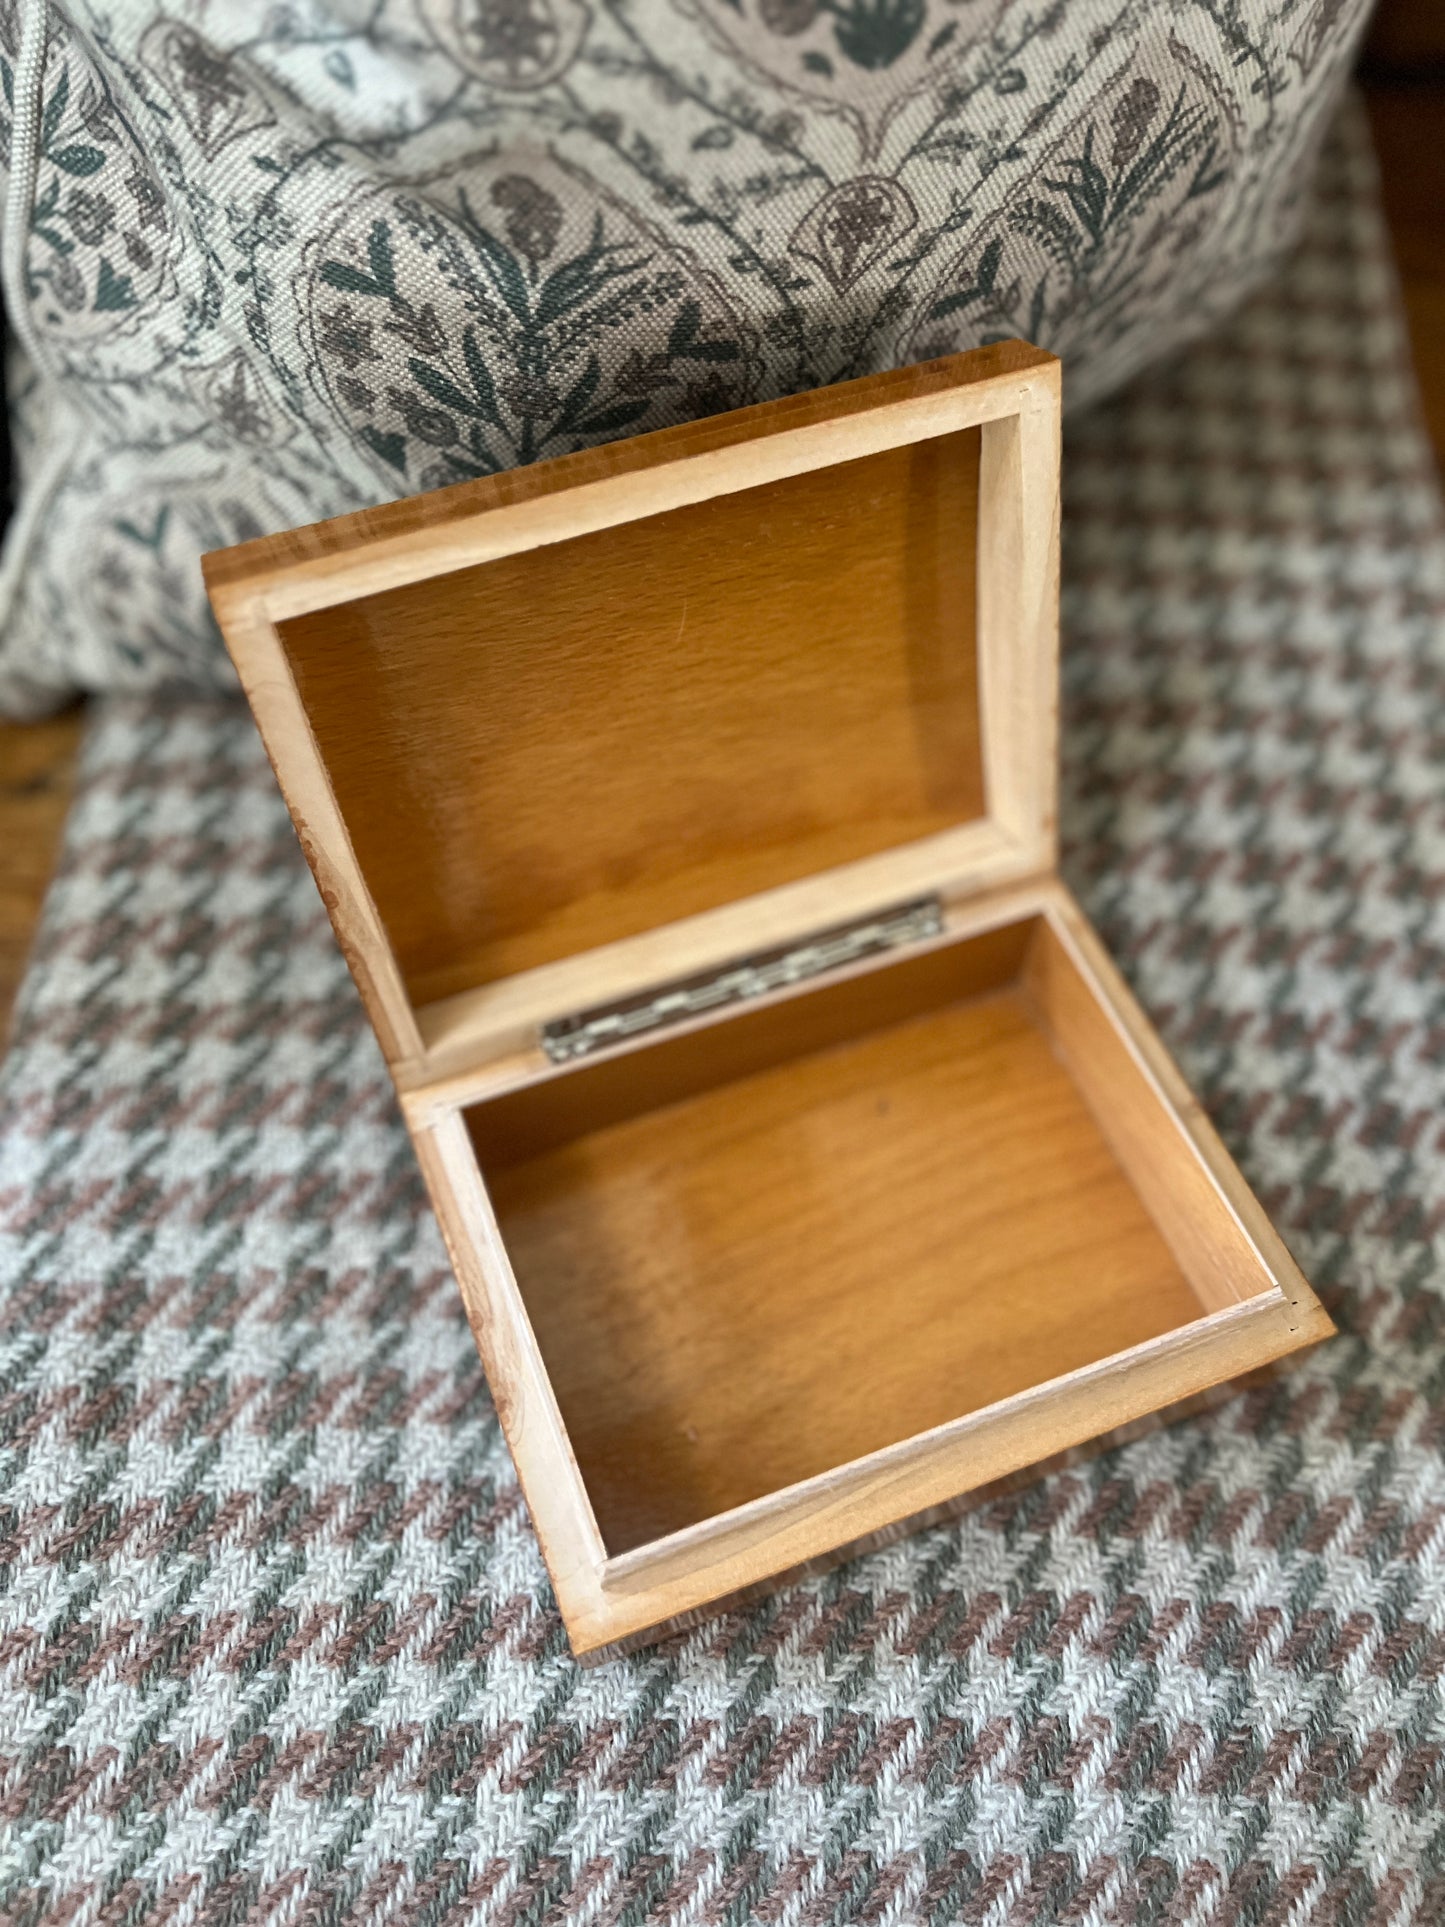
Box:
(276, 428, 985, 1010)
(466, 914, 1270, 1557)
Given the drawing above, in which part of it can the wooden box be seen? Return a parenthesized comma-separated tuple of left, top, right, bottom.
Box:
(204, 342, 1333, 1662)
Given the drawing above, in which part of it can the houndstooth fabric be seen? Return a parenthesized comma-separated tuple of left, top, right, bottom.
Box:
(3, 101, 1445, 1923)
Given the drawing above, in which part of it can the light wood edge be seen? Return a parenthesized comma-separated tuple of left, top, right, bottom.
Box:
(400, 873, 1054, 1125)
(208, 356, 1055, 623)
(410, 1110, 609, 1595)
(1033, 881, 1335, 1347)
(207, 352, 1061, 1092)
(405, 823, 1035, 1094)
(570, 1293, 1307, 1655)
(214, 593, 424, 1065)
(202, 342, 1053, 597)
(578, 1367, 1295, 1666)
(407, 868, 1332, 1658)
(977, 382, 1061, 865)
(406, 367, 1062, 1083)
(415, 1024, 1320, 1655)
(203, 342, 1328, 1663)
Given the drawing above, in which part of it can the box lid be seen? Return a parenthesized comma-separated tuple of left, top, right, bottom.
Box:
(204, 340, 1060, 1085)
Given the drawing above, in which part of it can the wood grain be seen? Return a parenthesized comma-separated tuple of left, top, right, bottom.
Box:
(581, 1290, 1312, 1655)
(203, 341, 1053, 607)
(463, 913, 1037, 1155)
(474, 916, 1205, 1554)
(1025, 917, 1268, 1313)
(0, 709, 83, 1037)
(207, 345, 1059, 1076)
(279, 431, 985, 1007)
(580, 1371, 1279, 1662)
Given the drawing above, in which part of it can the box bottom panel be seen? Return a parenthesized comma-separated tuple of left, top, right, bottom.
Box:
(480, 974, 1210, 1555)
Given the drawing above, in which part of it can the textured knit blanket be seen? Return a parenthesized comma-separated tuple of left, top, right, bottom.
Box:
(3, 102, 1445, 1925)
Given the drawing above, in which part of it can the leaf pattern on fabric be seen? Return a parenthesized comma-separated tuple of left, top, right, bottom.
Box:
(306, 159, 754, 486)
(416, 0, 594, 90)
(0, 0, 1370, 713)
(11, 24, 180, 357)
(906, 36, 1246, 384)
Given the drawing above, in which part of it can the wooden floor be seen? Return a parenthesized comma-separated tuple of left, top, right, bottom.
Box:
(0, 81, 1442, 1037)
(0, 707, 82, 1035)
(1364, 87, 1445, 463)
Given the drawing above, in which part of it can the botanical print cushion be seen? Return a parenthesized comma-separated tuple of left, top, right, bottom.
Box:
(0, 0, 1368, 716)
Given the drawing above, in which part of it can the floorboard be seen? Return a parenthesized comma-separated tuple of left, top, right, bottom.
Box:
(0, 706, 83, 1039)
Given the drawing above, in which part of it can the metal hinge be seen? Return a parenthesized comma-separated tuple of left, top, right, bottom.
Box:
(541, 895, 944, 1065)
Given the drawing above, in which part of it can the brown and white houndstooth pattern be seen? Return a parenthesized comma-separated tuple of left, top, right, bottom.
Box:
(3, 102, 1445, 1923)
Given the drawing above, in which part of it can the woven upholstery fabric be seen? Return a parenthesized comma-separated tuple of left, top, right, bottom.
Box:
(4, 103, 1445, 1922)
(0, 0, 1370, 715)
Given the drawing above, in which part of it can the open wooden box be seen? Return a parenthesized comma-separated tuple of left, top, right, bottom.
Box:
(204, 342, 1332, 1661)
